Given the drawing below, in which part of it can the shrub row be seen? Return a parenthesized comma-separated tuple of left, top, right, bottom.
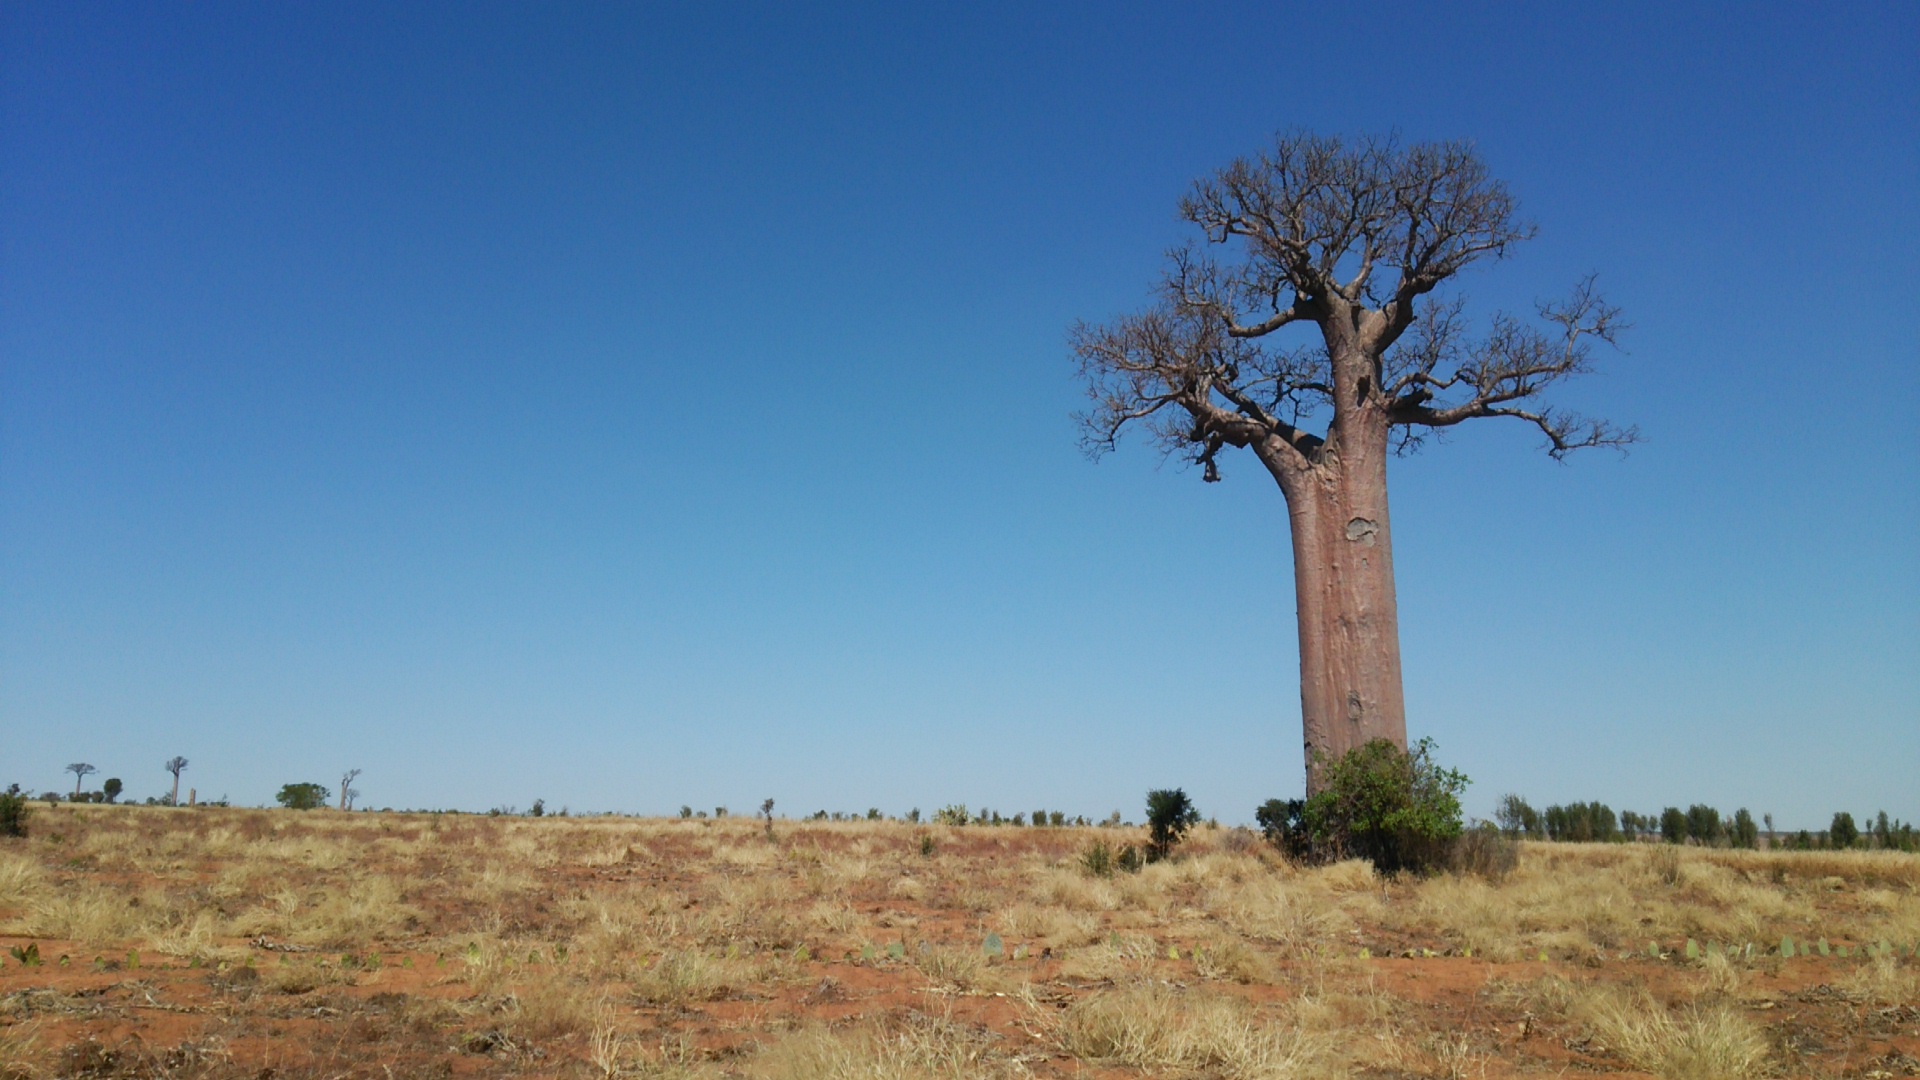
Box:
(1496, 795, 1916, 852)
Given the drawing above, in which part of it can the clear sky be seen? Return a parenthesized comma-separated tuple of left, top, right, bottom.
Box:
(3, 2, 1914, 827)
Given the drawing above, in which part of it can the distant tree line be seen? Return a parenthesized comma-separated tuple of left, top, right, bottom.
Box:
(1496, 795, 1916, 852)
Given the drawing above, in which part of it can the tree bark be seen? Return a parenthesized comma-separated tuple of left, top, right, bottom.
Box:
(1267, 412, 1407, 794)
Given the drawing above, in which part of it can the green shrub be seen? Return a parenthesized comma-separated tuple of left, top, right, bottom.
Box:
(1143, 788, 1199, 862)
(0, 785, 29, 838)
(1659, 806, 1687, 844)
(1830, 811, 1859, 849)
(1260, 738, 1468, 875)
(275, 783, 331, 811)
(1254, 797, 1292, 848)
(1619, 810, 1651, 840)
(1080, 840, 1113, 878)
(1731, 808, 1759, 849)
(1686, 804, 1724, 847)
(102, 778, 123, 804)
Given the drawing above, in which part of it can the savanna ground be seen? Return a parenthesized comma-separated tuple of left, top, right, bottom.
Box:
(1, 806, 1916, 1079)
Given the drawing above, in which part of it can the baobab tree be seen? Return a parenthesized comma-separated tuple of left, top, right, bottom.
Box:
(1073, 133, 1633, 793)
(339, 769, 362, 811)
(164, 756, 188, 806)
(67, 762, 96, 798)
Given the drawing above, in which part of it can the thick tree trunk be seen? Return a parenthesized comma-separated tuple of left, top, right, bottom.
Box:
(1272, 418, 1407, 794)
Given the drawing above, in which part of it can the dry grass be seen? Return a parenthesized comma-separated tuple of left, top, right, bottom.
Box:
(1057, 979, 1335, 1079)
(1575, 984, 1770, 1079)
(1842, 950, 1920, 1004)
(0, 806, 1910, 1080)
(747, 1011, 1028, 1080)
(910, 944, 983, 990)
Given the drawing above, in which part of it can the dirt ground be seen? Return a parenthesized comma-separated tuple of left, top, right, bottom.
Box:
(1, 805, 1915, 1078)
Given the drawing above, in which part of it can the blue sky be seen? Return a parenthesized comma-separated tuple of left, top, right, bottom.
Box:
(3, 2, 1914, 826)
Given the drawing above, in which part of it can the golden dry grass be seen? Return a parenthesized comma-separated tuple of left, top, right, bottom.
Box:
(0, 805, 1912, 1080)
(1057, 979, 1336, 1079)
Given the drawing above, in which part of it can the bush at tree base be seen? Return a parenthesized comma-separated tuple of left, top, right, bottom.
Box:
(1255, 737, 1468, 875)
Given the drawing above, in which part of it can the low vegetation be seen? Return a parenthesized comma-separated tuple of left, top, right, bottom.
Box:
(1257, 737, 1469, 874)
(0, 799, 1914, 1078)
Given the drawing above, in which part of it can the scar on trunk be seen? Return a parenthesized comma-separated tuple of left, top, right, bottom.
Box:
(1347, 690, 1364, 724)
(1344, 517, 1379, 545)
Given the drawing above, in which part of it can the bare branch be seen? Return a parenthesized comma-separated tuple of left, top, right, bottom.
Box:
(1174, 133, 1533, 356)
(1078, 133, 1631, 480)
(1164, 247, 1307, 338)
(1072, 302, 1328, 479)
(1385, 276, 1637, 458)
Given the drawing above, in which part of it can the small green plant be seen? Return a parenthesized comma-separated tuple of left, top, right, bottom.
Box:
(1080, 840, 1114, 878)
(0, 784, 29, 838)
(934, 804, 970, 826)
(275, 783, 331, 810)
(9, 943, 41, 967)
(761, 798, 775, 839)
(1143, 788, 1199, 862)
(1258, 737, 1467, 874)
(917, 833, 935, 858)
